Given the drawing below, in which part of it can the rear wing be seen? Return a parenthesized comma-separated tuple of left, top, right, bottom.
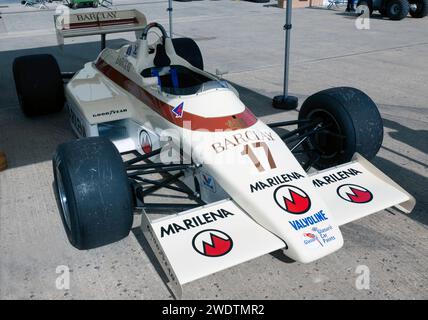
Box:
(54, 9, 147, 48)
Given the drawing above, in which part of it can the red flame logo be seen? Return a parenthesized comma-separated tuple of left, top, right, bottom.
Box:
(337, 184, 373, 204)
(274, 185, 311, 214)
(139, 131, 152, 154)
(283, 190, 311, 214)
(347, 187, 372, 203)
(192, 229, 233, 257)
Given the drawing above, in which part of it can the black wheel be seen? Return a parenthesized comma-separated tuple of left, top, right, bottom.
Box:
(386, 0, 410, 19)
(53, 137, 133, 250)
(409, 0, 428, 17)
(357, 1, 374, 15)
(172, 38, 204, 70)
(13, 54, 64, 117)
(298, 87, 383, 169)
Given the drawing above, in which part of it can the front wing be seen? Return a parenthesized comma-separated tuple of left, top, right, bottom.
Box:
(140, 199, 285, 298)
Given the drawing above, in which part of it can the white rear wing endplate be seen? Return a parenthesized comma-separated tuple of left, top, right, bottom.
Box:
(54, 9, 147, 46)
(140, 199, 285, 299)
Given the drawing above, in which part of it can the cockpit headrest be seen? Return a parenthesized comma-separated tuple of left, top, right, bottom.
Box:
(153, 43, 171, 68)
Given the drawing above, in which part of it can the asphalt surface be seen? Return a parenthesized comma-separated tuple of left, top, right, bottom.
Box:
(0, 1, 427, 300)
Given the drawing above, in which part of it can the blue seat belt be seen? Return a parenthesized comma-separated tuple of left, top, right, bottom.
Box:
(151, 68, 161, 88)
(170, 67, 179, 89)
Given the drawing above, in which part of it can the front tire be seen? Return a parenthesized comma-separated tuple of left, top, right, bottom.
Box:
(386, 0, 410, 20)
(53, 137, 133, 250)
(13, 54, 65, 117)
(298, 87, 383, 169)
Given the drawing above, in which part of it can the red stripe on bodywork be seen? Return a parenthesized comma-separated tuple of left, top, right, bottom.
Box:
(94, 59, 257, 131)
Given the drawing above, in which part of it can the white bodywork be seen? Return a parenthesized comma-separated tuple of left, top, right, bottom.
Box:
(59, 10, 416, 298)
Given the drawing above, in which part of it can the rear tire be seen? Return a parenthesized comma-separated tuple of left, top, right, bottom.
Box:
(386, 0, 410, 20)
(13, 54, 64, 117)
(53, 137, 133, 250)
(172, 38, 204, 70)
(409, 0, 428, 17)
(298, 87, 383, 169)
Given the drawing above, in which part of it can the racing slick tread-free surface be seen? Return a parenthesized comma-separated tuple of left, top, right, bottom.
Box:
(53, 137, 133, 250)
(298, 87, 384, 169)
(12, 54, 65, 117)
(409, 0, 428, 17)
(172, 38, 204, 70)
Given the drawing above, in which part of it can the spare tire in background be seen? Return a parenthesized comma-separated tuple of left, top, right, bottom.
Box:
(386, 0, 410, 20)
(409, 0, 428, 17)
(172, 38, 204, 70)
(13, 54, 64, 117)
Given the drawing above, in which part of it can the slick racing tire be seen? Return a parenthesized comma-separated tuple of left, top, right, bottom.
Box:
(13, 54, 65, 117)
(53, 137, 133, 250)
(409, 0, 428, 17)
(386, 0, 410, 20)
(172, 38, 204, 70)
(298, 87, 383, 170)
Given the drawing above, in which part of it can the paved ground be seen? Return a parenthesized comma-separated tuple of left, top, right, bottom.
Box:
(0, 0, 427, 300)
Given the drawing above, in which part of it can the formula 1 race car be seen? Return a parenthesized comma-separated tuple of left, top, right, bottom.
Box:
(13, 10, 415, 298)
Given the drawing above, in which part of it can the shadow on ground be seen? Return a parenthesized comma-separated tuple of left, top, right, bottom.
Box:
(373, 156, 427, 225)
(383, 118, 428, 156)
(334, 11, 385, 20)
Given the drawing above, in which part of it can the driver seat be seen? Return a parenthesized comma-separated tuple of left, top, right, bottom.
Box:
(151, 43, 179, 89)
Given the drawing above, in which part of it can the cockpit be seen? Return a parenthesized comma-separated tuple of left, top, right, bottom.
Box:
(141, 65, 231, 96)
(139, 23, 232, 96)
